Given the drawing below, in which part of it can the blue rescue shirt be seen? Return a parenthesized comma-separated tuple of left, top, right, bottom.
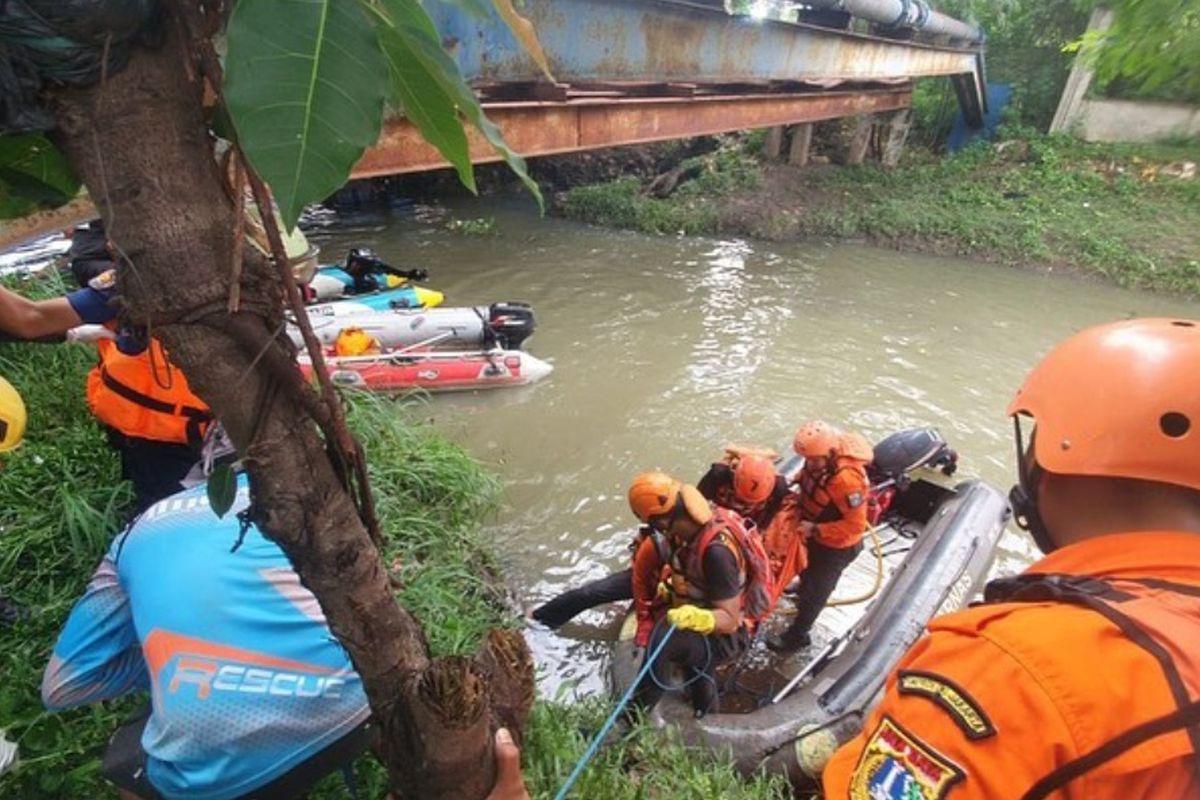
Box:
(42, 477, 370, 800)
(65, 268, 119, 324)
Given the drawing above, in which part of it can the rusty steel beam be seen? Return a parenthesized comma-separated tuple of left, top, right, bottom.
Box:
(353, 87, 911, 178)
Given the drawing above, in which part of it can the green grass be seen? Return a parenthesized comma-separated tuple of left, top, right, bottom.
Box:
(0, 271, 783, 798)
(560, 131, 1200, 297)
(563, 145, 760, 236)
(521, 701, 792, 800)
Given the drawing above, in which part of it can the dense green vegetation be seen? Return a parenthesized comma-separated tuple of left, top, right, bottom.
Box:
(0, 272, 790, 798)
(1071, 0, 1200, 105)
(561, 132, 1200, 296)
(560, 144, 761, 236)
(938, 0, 1088, 130)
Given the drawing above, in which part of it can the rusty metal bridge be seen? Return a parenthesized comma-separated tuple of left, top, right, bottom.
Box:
(352, 0, 987, 178)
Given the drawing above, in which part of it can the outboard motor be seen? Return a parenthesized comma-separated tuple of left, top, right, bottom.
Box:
(866, 427, 958, 525)
(869, 427, 958, 485)
(486, 302, 536, 350)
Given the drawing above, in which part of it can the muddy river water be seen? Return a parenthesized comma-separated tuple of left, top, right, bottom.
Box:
(304, 197, 1196, 697)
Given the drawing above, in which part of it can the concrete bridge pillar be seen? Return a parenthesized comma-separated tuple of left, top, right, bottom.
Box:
(763, 126, 786, 160)
(846, 115, 874, 165)
(788, 123, 814, 166)
(881, 109, 912, 168)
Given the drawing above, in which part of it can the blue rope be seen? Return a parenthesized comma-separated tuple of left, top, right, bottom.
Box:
(646, 619, 716, 706)
(552, 625, 678, 800)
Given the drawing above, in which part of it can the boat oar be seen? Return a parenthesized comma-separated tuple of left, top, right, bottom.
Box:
(771, 632, 847, 705)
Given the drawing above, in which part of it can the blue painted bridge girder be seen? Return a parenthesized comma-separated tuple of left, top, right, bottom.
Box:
(428, 0, 984, 87)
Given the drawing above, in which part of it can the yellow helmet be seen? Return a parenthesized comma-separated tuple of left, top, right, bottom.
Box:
(0, 376, 27, 452)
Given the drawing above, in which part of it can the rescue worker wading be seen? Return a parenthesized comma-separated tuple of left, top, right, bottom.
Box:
(626, 472, 771, 718)
(767, 421, 871, 653)
(822, 317, 1200, 799)
(530, 457, 779, 646)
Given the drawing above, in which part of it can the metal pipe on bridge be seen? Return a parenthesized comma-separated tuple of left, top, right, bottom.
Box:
(800, 0, 983, 44)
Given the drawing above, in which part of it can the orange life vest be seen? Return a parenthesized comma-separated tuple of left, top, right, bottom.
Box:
(630, 530, 671, 644)
(796, 457, 869, 549)
(985, 572, 1200, 798)
(762, 493, 809, 604)
(668, 508, 775, 632)
(86, 338, 211, 447)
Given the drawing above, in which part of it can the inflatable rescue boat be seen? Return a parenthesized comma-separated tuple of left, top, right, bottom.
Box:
(300, 347, 553, 393)
(610, 428, 1010, 789)
(296, 302, 538, 352)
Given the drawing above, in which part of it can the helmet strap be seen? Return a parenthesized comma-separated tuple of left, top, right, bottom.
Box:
(1010, 416, 1057, 554)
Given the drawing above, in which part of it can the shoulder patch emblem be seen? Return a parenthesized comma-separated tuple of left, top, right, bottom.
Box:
(88, 268, 117, 291)
(846, 491, 864, 508)
(849, 716, 964, 800)
(898, 670, 996, 740)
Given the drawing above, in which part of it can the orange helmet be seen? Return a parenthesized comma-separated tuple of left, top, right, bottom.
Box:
(628, 471, 712, 527)
(628, 471, 681, 522)
(793, 420, 840, 459)
(1008, 317, 1200, 491)
(733, 454, 776, 505)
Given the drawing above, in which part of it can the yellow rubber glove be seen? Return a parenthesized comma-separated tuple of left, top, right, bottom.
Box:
(656, 581, 672, 602)
(667, 604, 716, 635)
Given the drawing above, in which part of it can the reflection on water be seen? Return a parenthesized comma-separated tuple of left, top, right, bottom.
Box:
(13, 198, 1195, 698)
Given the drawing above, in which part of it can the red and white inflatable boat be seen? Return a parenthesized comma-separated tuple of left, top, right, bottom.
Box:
(299, 347, 553, 393)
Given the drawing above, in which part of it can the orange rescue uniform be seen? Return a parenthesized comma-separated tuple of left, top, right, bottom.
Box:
(631, 532, 669, 646)
(765, 459, 870, 598)
(86, 338, 211, 446)
(797, 458, 870, 549)
(822, 531, 1200, 799)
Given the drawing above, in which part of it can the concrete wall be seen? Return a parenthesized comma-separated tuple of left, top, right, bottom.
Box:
(1051, 7, 1200, 144)
(1073, 98, 1200, 143)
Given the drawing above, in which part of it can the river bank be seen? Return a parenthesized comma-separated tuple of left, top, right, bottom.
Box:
(0, 272, 789, 798)
(558, 132, 1200, 297)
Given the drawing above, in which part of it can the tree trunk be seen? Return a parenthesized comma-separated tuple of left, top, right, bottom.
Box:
(48, 13, 530, 799)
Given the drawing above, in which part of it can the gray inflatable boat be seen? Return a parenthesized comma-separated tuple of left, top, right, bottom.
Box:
(611, 430, 1010, 789)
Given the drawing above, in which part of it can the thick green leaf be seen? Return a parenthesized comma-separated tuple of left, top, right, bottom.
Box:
(378, 28, 475, 192)
(378, 0, 543, 210)
(206, 463, 238, 519)
(0, 134, 81, 220)
(224, 0, 389, 229)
